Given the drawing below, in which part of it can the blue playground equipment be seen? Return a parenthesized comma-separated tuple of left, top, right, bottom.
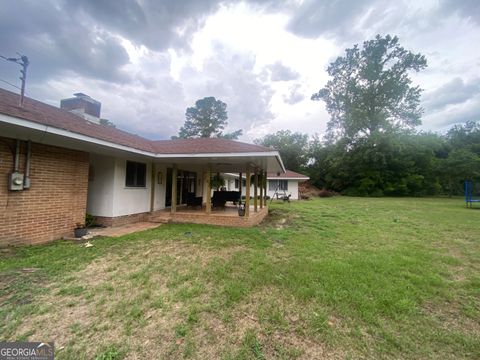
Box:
(464, 181, 480, 208)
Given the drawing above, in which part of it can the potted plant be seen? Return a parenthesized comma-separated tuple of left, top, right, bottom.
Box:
(74, 222, 88, 238)
(211, 173, 225, 190)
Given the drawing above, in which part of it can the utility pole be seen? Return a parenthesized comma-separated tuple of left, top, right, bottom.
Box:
(1, 53, 29, 107)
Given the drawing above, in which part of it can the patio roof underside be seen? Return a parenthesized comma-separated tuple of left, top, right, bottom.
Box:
(154, 154, 282, 173)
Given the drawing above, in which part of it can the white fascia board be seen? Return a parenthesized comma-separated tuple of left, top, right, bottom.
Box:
(0, 113, 286, 170)
(267, 177, 310, 180)
(0, 113, 157, 158)
(155, 151, 279, 158)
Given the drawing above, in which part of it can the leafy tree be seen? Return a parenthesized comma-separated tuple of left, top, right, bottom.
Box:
(446, 120, 480, 155)
(176, 97, 242, 139)
(99, 118, 115, 128)
(312, 34, 427, 143)
(308, 131, 445, 196)
(435, 122, 480, 196)
(219, 129, 243, 140)
(437, 149, 480, 197)
(254, 130, 310, 172)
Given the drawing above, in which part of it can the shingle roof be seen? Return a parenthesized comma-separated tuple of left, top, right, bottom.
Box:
(0, 88, 156, 152)
(0, 88, 273, 155)
(267, 170, 309, 179)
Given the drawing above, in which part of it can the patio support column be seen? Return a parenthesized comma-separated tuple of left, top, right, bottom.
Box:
(263, 170, 267, 207)
(179, 173, 184, 205)
(238, 172, 242, 201)
(259, 170, 263, 209)
(245, 164, 251, 217)
(171, 164, 177, 214)
(206, 165, 212, 214)
(254, 169, 258, 212)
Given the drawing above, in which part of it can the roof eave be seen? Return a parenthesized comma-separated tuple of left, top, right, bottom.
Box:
(0, 113, 286, 169)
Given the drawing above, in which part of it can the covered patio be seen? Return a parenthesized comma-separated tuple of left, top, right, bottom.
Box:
(149, 204, 268, 227)
(149, 139, 285, 227)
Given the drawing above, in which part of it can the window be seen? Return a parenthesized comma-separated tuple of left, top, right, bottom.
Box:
(125, 161, 146, 187)
(235, 179, 239, 189)
(269, 180, 288, 191)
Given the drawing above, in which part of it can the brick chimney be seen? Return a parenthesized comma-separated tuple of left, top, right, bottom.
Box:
(60, 93, 101, 124)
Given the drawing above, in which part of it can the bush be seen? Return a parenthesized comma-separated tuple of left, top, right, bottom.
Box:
(85, 213, 95, 228)
(318, 189, 336, 198)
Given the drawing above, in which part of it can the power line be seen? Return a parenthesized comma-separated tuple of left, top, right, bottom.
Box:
(0, 78, 21, 90)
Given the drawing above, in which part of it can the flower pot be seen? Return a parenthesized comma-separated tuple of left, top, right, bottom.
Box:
(74, 227, 88, 238)
(238, 208, 246, 217)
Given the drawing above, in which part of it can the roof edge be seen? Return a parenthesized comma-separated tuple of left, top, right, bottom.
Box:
(0, 113, 286, 166)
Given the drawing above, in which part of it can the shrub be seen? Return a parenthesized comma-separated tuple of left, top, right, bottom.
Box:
(85, 213, 95, 228)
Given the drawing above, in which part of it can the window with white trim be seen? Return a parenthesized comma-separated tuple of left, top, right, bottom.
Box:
(125, 161, 146, 187)
(269, 180, 288, 191)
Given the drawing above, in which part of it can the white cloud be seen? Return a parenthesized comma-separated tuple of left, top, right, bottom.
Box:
(1, 0, 479, 141)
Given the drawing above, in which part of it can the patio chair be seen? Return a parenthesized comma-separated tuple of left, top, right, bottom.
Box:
(186, 192, 203, 208)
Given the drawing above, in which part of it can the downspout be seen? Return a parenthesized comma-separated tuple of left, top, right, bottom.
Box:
(13, 139, 20, 172)
(23, 140, 31, 189)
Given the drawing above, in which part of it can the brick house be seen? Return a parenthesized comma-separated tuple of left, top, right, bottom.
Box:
(0, 89, 284, 246)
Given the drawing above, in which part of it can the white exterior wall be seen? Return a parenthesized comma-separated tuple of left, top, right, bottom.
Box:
(87, 154, 173, 217)
(87, 154, 115, 216)
(267, 180, 300, 200)
(112, 158, 153, 217)
(153, 164, 167, 211)
(222, 174, 304, 200)
(196, 171, 204, 198)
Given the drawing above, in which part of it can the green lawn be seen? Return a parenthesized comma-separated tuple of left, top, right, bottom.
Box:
(1, 197, 479, 359)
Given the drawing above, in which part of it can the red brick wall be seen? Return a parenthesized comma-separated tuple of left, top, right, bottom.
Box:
(94, 212, 149, 227)
(0, 137, 89, 246)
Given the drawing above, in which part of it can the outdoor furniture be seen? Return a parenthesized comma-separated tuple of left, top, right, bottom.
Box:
(186, 192, 203, 208)
(223, 191, 241, 204)
(212, 191, 240, 209)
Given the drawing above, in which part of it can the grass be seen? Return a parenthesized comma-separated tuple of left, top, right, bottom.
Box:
(0, 197, 479, 359)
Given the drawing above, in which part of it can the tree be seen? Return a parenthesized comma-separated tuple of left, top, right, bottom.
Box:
(308, 131, 445, 196)
(176, 97, 243, 139)
(446, 120, 480, 155)
(312, 34, 427, 143)
(438, 121, 480, 196)
(99, 118, 115, 128)
(254, 130, 310, 172)
(437, 149, 480, 197)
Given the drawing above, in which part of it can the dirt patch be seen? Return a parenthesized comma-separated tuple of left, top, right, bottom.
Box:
(262, 208, 299, 230)
(9, 238, 248, 357)
(422, 301, 480, 337)
(0, 268, 46, 307)
(210, 288, 347, 359)
(299, 182, 338, 199)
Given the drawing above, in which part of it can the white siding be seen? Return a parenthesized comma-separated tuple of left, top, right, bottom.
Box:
(87, 154, 115, 216)
(267, 180, 300, 200)
(112, 158, 153, 216)
(153, 164, 167, 211)
(222, 174, 302, 200)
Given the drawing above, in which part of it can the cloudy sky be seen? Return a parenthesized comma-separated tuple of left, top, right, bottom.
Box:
(0, 0, 479, 141)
